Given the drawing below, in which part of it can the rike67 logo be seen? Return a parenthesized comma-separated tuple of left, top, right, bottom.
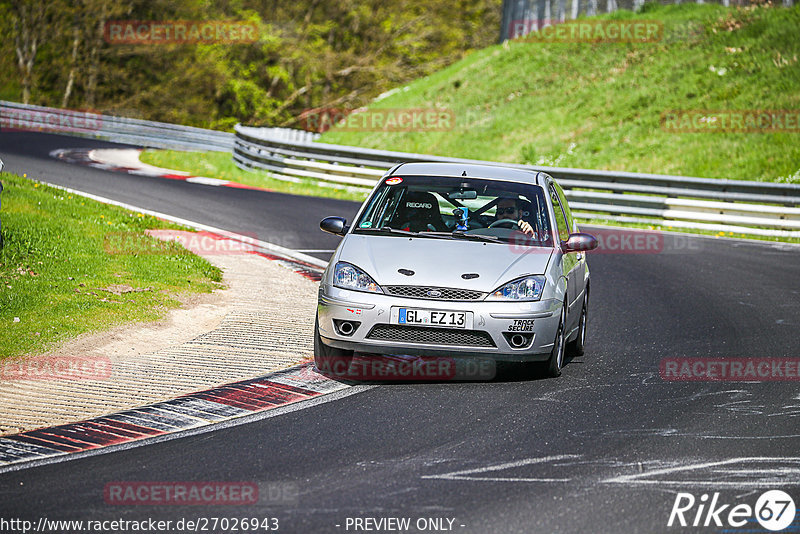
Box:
(668, 490, 796, 531)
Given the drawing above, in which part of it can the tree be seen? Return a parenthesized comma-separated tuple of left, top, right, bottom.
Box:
(1, 0, 504, 128)
(10, 0, 53, 104)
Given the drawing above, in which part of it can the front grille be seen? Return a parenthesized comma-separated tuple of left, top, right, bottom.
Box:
(366, 324, 496, 347)
(384, 286, 485, 301)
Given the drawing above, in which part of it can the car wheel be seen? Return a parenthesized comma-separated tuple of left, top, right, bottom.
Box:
(314, 317, 353, 377)
(566, 288, 588, 357)
(545, 302, 566, 378)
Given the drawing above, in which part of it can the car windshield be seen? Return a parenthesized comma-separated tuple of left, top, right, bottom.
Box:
(353, 175, 553, 247)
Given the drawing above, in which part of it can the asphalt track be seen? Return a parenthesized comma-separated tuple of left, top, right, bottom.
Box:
(0, 132, 356, 261)
(1, 132, 800, 533)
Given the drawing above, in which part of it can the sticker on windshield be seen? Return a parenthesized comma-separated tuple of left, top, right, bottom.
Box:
(385, 176, 403, 185)
(360, 221, 373, 228)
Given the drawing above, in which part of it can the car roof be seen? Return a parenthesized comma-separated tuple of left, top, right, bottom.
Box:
(391, 162, 547, 186)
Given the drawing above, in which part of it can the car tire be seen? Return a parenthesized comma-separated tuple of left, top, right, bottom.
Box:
(545, 302, 567, 378)
(566, 287, 588, 358)
(314, 317, 353, 377)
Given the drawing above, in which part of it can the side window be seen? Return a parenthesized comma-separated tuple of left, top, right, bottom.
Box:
(548, 185, 570, 242)
(531, 193, 552, 244)
(358, 186, 390, 227)
(377, 188, 405, 227)
(553, 183, 575, 232)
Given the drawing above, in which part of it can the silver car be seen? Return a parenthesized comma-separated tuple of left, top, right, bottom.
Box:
(315, 162, 598, 378)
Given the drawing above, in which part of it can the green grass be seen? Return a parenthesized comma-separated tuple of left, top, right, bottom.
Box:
(139, 150, 369, 202)
(0, 173, 223, 360)
(320, 3, 800, 182)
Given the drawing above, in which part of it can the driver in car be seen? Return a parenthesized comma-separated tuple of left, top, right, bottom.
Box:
(494, 197, 537, 236)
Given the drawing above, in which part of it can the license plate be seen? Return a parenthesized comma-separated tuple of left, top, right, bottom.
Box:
(391, 308, 472, 329)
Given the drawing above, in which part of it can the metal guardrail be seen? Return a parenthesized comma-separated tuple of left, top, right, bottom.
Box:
(0, 100, 233, 152)
(1, 100, 795, 238)
(234, 124, 800, 238)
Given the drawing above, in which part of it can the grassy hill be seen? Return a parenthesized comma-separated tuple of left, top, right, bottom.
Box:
(320, 3, 800, 182)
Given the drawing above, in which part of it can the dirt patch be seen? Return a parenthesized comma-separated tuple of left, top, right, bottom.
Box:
(97, 284, 154, 295)
(0, 232, 320, 435)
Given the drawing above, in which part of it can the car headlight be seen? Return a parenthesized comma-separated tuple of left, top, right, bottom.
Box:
(333, 262, 383, 294)
(486, 275, 545, 301)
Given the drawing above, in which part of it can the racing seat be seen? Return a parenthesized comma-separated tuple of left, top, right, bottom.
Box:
(394, 191, 448, 232)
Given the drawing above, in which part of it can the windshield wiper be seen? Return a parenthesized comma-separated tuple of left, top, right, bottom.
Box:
(452, 232, 503, 243)
(356, 228, 494, 241)
(368, 227, 450, 239)
(419, 231, 503, 243)
(355, 226, 419, 236)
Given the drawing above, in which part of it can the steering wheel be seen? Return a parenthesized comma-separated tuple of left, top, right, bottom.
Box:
(489, 218, 519, 229)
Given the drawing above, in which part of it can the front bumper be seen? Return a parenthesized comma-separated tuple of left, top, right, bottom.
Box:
(317, 284, 562, 362)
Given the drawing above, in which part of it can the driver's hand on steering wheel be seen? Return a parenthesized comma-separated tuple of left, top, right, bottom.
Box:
(518, 220, 536, 236)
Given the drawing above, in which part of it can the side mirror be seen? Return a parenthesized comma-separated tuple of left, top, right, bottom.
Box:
(561, 232, 598, 253)
(320, 216, 348, 236)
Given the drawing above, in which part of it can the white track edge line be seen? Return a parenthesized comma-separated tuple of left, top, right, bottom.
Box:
(35, 179, 329, 268)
